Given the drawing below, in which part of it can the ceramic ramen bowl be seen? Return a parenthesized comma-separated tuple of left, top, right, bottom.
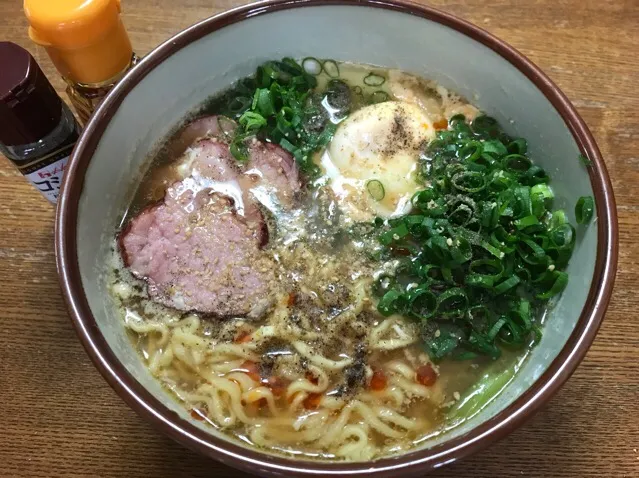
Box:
(55, 0, 617, 476)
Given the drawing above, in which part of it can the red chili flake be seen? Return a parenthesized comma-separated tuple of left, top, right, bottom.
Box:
(305, 371, 319, 385)
(433, 119, 449, 130)
(303, 393, 322, 410)
(416, 363, 438, 386)
(369, 369, 388, 391)
(234, 330, 252, 343)
(263, 376, 289, 398)
(240, 360, 261, 382)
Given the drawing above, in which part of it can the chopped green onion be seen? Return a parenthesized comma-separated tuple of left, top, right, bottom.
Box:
(322, 59, 340, 78)
(575, 195, 594, 224)
(379, 223, 409, 246)
(482, 140, 508, 157)
(550, 209, 568, 228)
(219, 58, 338, 175)
(514, 215, 540, 230)
(230, 136, 249, 161)
(536, 271, 568, 299)
(363, 72, 386, 86)
(279, 137, 298, 154)
(228, 96, 251, 114)
(502, 154, 532, 173)
(531, 183, 554, 217)
(253, 88, 274, 116)
(549, 223, 575, 249)
(531, 183, 554, 204)
(481, 240, 504, 259)
(507, 138, 528, 155)
(239, 111, 267, 131)
(494, 275, 520, 294)
(436, 288, 468, 318)
(369, 113, 577, 360)
(458, 141, 483, 161)
(452, 171, 486, 193)
(408, 287, 437, 319)
(377, 290, 406, 316)
(426, 324, 462, 360)
(471, 115, 500, 138)
(366, 179, 385, 201)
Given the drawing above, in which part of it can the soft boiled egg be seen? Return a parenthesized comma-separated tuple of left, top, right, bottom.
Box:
(318, 101, 436, 222)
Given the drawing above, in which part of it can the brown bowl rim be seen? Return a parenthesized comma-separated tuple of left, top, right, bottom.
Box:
(55, 0, 618, 476)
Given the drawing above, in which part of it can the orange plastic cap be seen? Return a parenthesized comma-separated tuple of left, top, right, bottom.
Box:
(24, 0, 133, 84)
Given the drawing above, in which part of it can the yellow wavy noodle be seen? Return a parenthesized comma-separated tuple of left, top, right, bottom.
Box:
(286, 366, 329, 399)
(317, 404, 355, 447)
(293, 341, 354, 370)
(207, 343, 260, 362)
(335, 424, 376, 461)
(117, 264, 450, 461)
(359, 386, 406, 409)
(370, 316, 419, 350)
(208, 359, 246, 375)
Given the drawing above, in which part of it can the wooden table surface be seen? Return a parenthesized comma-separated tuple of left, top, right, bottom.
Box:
(1, 0, 638, 476)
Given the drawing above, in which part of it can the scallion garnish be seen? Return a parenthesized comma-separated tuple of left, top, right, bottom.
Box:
(371, 114, 578, 361)
(230, 135, 249, 162)
(213, 58, 340, 175)
(227, 96, 251, 114)
(239, 111, 267, 131)
(363, 72, 386, 86)
(366, 179, 385, 201)
(575, 195, 594, 224)
(322, 59, 340, 78)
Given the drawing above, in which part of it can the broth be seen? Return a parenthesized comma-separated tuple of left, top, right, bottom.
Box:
(108, 61, 543, 461)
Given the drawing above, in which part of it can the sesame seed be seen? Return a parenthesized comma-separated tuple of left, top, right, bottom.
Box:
(453, 391, 461, 401)
(435, 329, 441, 338)
(446, 238, 453, 246)
(548, 264, 555, 271)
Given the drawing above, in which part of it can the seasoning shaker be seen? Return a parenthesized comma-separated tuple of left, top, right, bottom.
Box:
(23, 0, 139, 124)
(0, 42, 80, 204)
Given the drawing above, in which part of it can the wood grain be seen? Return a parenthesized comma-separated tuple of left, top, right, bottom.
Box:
(1, 1, 637, 476)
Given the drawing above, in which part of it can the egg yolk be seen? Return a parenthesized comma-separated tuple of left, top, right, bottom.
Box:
(319, 101, 435, 221)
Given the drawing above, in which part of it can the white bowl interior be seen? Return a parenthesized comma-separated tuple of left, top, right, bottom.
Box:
(76, 4, 597, 458)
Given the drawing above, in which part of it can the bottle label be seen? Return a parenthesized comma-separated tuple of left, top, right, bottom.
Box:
(18, 137, 76, 204)
(24, 154, 70, 203)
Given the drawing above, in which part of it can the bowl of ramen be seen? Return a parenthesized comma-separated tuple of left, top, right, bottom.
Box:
(55, 0, 617, 475)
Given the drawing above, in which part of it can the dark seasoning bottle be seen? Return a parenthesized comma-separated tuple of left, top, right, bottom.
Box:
(0, 42, 80, 204)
